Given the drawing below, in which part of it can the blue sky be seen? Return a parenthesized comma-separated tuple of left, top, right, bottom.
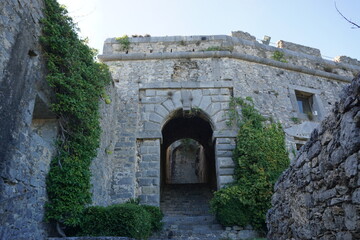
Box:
(58, 0, 360, 60)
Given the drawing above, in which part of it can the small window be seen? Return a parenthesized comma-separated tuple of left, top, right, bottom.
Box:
(295, 91, 313, 114)
(295, 90, 317, 121)
(289, 85, 325, 122)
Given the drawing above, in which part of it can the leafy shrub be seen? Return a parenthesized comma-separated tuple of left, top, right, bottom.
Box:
(116, 35, 130, 51)
(210, 185, 251, 227)
(80, 203, 152, 239)
(211, 97, 289, 231)
(142, 205, 164, 232)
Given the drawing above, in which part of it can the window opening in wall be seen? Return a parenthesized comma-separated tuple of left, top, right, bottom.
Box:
(295, 90, 313, 114)
(295, 90, 319, 121)
(289, 85, 324, 122)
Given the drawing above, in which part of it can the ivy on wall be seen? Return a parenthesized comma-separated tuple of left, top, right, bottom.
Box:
(41, 0, 111, 228)
(211, 97, 289, 232)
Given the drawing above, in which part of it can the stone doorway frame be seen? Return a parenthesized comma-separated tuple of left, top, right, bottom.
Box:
(160, 108, 216, 188)
(135, 83, 237, 206)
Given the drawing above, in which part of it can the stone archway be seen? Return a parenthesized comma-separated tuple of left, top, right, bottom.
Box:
(135, 87, 237, 207)
(161, 109, 216, 188)
(165, 139, 207, 184)
(160, 109, 217, 215)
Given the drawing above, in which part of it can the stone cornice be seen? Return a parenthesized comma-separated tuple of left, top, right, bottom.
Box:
(99, 51, 356, 83)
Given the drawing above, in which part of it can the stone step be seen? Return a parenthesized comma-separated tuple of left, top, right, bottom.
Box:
(149, 229, 224, 240)
(160, 183, 215, 217)
(165, 222, 223, 231)
(156, 184, 223, 239)
(163, 215, 217, 225)
(150, 214, 224, 240)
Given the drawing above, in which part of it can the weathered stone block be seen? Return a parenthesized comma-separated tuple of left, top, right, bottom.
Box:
(216, 144, 235, 151)
(345, 153, 358, 177)
(218, 157, 235, 168)
(277, 40, 321, 57)
(219, 175, 234, 185)
(211, 95, 231, 102)
(117, 177, 133, 185)
(138, 178, 153, 186)
(154, 104, 169, 118)
(142, 186, 159, 195)
(143, 170, 159, 178)
(231, 30, 256, 41)
(191, 89, 202, 107)
(142, 154, 159, 162)
(144, 121, 160, 131)
(145, 89, 156, 97)
(149, 112, 162, 123)
(162, 99, 175, 111)
(198, 96, 212, 111)
(219, 168, 234, 175)
(148, 195, 160, 205)
(238, 230, 259, 239)
(351, 188, 360, 204)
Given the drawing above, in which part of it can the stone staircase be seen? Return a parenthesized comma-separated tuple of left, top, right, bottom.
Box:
(149, 184, 224, 240)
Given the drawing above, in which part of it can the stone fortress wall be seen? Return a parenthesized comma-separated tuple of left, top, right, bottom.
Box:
(1, 0, 360, 236)
(0, 0, 57, 239)
(97, 30, 360, 207)
(267, 74, 360, 240)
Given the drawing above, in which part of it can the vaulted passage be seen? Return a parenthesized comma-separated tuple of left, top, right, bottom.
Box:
(160, 109, 217, 215)
(165, 139, 207, 184)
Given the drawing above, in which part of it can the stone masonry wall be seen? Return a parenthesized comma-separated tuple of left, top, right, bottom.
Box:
(168, 141, 203, 184)
(267, 74, 360, 240)
(0, 0, 57, 239)
(90, 84, 117, 206)
(99, 31, 360, 205)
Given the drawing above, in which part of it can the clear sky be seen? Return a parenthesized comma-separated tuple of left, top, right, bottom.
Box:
(58, 0, 360, 60)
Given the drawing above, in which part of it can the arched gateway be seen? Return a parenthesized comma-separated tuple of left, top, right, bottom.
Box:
(160, 109, 217, 213)
(95, 32, 352, 208)
(135, 88, 237, 206)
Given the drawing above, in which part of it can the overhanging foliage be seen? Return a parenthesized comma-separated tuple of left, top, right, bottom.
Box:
(41, 0, 111, 227)
(211, 97, 289, 231)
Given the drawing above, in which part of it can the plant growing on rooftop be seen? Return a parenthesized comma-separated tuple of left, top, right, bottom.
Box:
(204, 46, 233, 52)
(290, 117, 301, 124)
(179, 40, 187, 46)
(272, 50, 287, 63)
(323, 66, 333, 73)
(306, 111, 314, 121)
(116, 35, 130, 51)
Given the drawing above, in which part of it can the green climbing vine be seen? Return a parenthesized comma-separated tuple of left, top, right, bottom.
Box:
(41, 0, 111, 228)
(211, 97, 289, 232)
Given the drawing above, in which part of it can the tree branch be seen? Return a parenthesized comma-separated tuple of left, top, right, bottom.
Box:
(335, 2, 360, 29)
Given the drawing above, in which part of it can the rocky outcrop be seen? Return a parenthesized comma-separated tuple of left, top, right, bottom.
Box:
(267, 74, 360, 240)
